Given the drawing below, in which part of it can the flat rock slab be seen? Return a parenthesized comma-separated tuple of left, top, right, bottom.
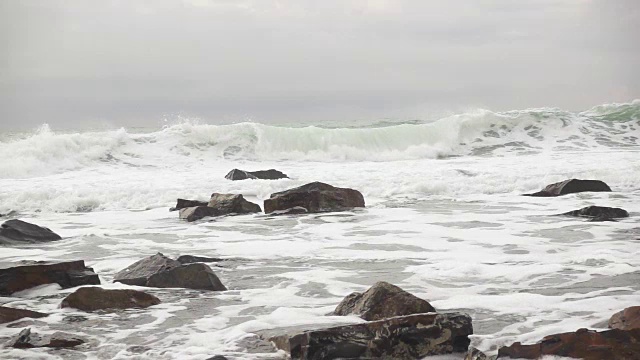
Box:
(497, 328, 640, 359)
(270, 312, 472, 360)
(524, 179, 612, 197)
(0, 260, 100, 295)
(0, 306, 48, 324)
(61, 287, 161, 311)
(8, 328, 85, 349)
(333, 281, 435, 321)
(225, 169, 288, 180)
(609, 306, 640, 330)
(0, 219, 62, 245)
(114, 253, 226, 291)
(264, 182, 365, 214)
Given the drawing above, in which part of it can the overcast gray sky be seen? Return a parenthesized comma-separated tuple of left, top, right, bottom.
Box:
(1, 0, 639, 131)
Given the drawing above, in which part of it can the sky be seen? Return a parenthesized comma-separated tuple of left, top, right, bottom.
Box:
(1, 0, 639, 131)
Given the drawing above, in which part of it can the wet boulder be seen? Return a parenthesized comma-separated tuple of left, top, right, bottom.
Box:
(465, 347, 494, 360)
(146, 263, 227, 291)
(497, 328, 640, 359)
(264, 182, 365, 214)
(0, 306, 48, 324)
(179, 193, 262, 222)
(179, 206, 220, 222)
(561, 205, 629, 219)
(609, 306, 640, 330)
(524, 179, 612, 197)
(169, 199, 208, 212)
(225, 169, 288, 180)
(0, 260, 100, 295)
(270, 312, 472, 360)
(61, 287, 161, 311)
(8, 328, 85, 349)
(114, 253, 226, 291)
(0, 219, 62, 245)
(333, 281, 435, 321)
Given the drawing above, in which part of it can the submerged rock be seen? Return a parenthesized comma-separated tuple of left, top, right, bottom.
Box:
(0, 260, 100, 295)
(0, 306, 48, 324)
(176, 255, 224, 264)
(8, 328, 85, 349)
(169, 199, 208, 212)
(561, 205, 629, 219)
(333, 281, 435, 321)
(225, 169, 288, 180)
(61, 287, 161, 311)
(524, 179, 612, 197)
(0, 219, 62, 245)
(179, 194, 261, 222)
(465, 347, 495, 360)
(114, 253, 226, 291)
(609, 306, 640, 330)
(497, 328, 640, 359)
(270, 312, 472, 360)
(264, 182, 365, 214)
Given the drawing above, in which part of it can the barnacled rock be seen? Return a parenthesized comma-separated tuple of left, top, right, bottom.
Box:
(8, 328, 86, 349)
(0, 306, 48, 324)
(497, 328, 640, 359)
(0, 219, 62, 245)
(61, 287, 161, 311)
(264, 182, 365, 214)
(225, 169, 288, 180)
(524, 179, 612, 197)
(333, 281, 435, 321)
(169, 199, 208, 212)
(0, 260, 100, 295)
(270, 312, 472, 360)
(609, 306, 640, 330)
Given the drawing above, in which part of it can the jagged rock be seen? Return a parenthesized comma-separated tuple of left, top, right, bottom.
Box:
(609, 306, 640, 330)
(0, 306, 48, 324)
(465, 347, 495, 360)
(561, 205, 629, 219)
(146, 263, 227, 291)
(114, 253, 226, 291)
(264, 182, 365, 214)
(524, 179, 612, 197)
(169, 199, 208, 212)
(333, 281, 435, 321)
(0, 260, 100, 295)
(60, 287, 161, 311)
(8, 328, 85, 348)
(270, 312, 472, 360)
(177, 255, 223, 264)
(497, 328, 640, 359)
(113, 253, 180, 286)
(179, 194, 262, 222)
(0, 219, 62, 245)
(225, 169, 288, 180)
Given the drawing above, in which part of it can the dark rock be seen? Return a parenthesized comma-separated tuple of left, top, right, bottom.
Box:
(113, 253, 180, 287)
(206, 356, 229, 360)
(561, 205, 629, 219)
(0, 219, 62, 245)
(465, 347, 495, 360)
(225, 168, 288, 180)
(333, 281, 435, 321)
(524, 179, 612, 197)
(497, 328, 640, 359)
(264, 182, 365, 214)
(114, 253, 226, 291)
(0, 260, 100, 295)
(146, 263, 227, 291)
(208, 193, 262, 214)
(589, 215, 618, 222)
(169, 199, 208, 212)
(60, 287, 161, 311)
(609, 306, 640, 330)
(8, 328, 85, 348)
(270, 312, 472, 360)
(179, 206, 221, 222)
(177, 255, 224, 264)
(0, 306, 48, 324)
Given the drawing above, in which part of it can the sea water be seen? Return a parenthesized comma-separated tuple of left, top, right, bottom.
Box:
(0, 101, 638, 359)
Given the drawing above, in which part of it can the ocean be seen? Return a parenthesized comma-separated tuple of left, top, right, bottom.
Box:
(0, 101, 639, 359)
